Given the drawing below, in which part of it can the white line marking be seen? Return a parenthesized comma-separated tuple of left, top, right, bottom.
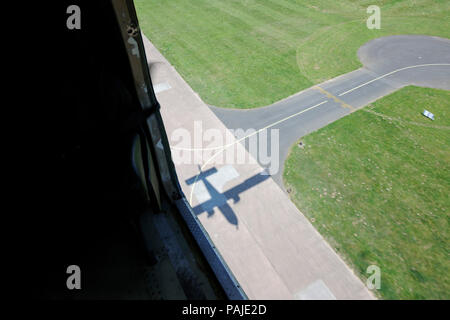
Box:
(154, 82, 172, 93)
(339, 63, 450, 96)
(173, 100, 328, 152)
(187, 100, 328, 204)
(295, 279, 336, 300)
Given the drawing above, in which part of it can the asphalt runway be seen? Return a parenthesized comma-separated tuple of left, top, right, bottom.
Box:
(209, 35, 450, 187)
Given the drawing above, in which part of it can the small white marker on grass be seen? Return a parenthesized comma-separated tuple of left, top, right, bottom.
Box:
(422, 110, 435, 121)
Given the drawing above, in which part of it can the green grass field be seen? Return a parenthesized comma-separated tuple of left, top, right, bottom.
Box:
(283, 86, 450, 299)
(135, 0, 450, 108)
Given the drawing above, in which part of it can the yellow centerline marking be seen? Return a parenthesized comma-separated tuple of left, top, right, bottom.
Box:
(314, 86, 355, 111)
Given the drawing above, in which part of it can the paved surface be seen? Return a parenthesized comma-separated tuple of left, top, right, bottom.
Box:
(143, 35, 377, 300)
(210, 35, 450, 187)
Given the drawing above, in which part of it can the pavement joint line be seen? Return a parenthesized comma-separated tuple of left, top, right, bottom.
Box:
(338, 63, 450, 96)
(313, 86, 355, 111)
(187, 100, 328, 205)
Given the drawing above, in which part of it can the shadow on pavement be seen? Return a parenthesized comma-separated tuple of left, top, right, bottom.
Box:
(186, 167, 270, 227)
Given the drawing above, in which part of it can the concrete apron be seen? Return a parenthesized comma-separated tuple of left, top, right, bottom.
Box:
(142, 34, 374, 300)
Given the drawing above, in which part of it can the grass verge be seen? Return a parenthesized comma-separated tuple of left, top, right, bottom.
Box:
(283, 86, 449, 299)
(135, 0, 449, 108)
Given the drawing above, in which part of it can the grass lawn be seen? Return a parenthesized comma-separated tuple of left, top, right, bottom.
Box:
(283, 86, 450, 299)
(135, 0, 449, 108)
